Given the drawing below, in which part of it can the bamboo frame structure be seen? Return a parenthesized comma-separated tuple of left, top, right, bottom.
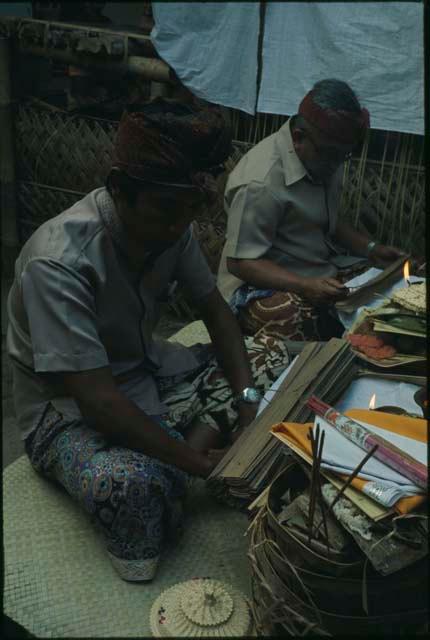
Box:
(16, 45, 172, 83)
(0, 16, 171, 83)
(0, 36, 20, 277)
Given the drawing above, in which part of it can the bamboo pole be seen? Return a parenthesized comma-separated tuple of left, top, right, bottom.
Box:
(16, 44, 172, 83)
(0, 37, 20, 278)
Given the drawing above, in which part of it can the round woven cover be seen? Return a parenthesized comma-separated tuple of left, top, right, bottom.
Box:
(150, 578, 250, 637)
(391, 281, 426, 313)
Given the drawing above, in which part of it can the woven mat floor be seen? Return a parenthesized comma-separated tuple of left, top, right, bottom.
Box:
(3, 455, 250, 637)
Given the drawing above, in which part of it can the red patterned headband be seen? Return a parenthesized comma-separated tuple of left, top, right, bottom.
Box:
(298, 90, 370, 144)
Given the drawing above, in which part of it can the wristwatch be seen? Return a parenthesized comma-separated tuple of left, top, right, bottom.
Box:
(366, 240, 378, 256)
(234, 387, 262, 405)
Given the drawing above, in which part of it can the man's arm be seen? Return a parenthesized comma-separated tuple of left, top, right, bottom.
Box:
(61, 367, 213, 477)
(334, 220, 404, 267)
(227, 257, 347, 304)
(334, 220, 370, 256)
(193, 287, 259, 428)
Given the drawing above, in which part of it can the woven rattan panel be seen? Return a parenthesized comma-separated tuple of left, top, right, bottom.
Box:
(14, 104, 425, 255)
(3, 455, 250, 637)
(15, 104, 118, 191)
(340, 160, 425, 254)
(17, 181, 85, 243)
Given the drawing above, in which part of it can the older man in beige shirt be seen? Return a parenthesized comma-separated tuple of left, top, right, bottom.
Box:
(218, 79, 403, 341)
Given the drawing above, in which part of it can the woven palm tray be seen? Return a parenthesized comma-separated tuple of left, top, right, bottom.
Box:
(3, 455, 250, 637)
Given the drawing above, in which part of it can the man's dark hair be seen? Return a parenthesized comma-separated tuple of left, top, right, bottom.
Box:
(311, 79, 361, 113)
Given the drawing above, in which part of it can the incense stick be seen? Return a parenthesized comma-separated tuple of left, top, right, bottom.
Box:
(307, 426, 319, 544)
(307, 426, 329, 554)
(314, 444, 379, 538)
(314, 431, 330, 555)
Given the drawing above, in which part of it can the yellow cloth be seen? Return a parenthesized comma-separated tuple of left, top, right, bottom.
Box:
(272, 409, 427, 515)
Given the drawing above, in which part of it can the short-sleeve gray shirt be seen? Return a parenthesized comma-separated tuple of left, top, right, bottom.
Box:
(7, 188, 216, 438)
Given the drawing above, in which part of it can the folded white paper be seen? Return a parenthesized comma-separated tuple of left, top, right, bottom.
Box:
(315, 415, 426, 507)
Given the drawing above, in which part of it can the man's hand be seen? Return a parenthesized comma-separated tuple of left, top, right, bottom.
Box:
(199, 453, 218, 478)
(369, 244, 405, 269)
(301, 277, 349, 305)
(207, 447, 230, 469)
(237, 401, 259, 429)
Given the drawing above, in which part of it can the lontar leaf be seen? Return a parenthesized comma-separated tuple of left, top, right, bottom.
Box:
(207, 339, 357, 507)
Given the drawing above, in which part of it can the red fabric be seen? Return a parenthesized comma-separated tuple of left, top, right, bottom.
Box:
(113, 98, 231, 185)
(298, 90, 370, 144)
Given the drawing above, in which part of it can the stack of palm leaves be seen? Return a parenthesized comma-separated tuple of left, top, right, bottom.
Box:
(347, 282, 426, 367)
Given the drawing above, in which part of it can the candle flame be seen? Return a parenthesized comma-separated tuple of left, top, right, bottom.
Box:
(403, 260, 410, 282)
(369, 393, 376, 410)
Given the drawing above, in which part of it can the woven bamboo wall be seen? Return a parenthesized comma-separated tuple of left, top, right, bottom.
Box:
(14, 102, 425, 265)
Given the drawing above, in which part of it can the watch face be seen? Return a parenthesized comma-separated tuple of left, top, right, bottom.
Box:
(244, 387, 261, 403)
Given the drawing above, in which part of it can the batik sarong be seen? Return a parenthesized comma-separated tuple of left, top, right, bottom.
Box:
(230, 263, 369, 342)
(25, 334, 290, 582)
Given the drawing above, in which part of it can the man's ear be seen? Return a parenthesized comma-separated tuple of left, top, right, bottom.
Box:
(291, 126, 306, 146)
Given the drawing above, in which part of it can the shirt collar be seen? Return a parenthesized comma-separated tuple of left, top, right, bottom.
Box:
(96, 188, 154, 270)
(276, 118, 311, 187)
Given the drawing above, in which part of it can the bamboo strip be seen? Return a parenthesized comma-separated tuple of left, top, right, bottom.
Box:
(397, 135, 415, 247)
(375, 132, 389, 239)
(379, 133, 401, 241)
(389, 134, 409, 246)
(0, 36, 20, 276)
(354, 131, 369, 228)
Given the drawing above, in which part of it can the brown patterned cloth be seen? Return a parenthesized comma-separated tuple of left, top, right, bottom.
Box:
(113, 98, 232, 190)
(237, 265, 369, 342)
(161, 334, 291, 435)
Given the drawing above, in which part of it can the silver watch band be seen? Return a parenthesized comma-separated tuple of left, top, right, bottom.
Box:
(366, 240, 378, 256)
(233, 387, 262, 405)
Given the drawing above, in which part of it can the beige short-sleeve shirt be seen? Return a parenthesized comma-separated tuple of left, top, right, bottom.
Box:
(217, 119, 343, 301)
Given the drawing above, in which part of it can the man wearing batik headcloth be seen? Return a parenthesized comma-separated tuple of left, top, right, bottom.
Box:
(7, 98, 290, 582)
(217, 78, 404, 341)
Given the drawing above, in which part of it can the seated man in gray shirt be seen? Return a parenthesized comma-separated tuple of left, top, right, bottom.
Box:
(217, 79, 404, 341)
(7, 99, 289, 581)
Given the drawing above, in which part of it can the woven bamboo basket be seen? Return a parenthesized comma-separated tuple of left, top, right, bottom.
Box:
(247, 460, 428, 637)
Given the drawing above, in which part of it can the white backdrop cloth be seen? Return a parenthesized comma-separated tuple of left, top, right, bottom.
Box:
(151, 2, 424, 135)
(151, 2, 260, 114)
(259, 2, 424, 135)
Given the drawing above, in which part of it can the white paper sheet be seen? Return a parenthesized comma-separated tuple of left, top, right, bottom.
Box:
(336, 269, 424, 330)
(315, 415, 426, 506)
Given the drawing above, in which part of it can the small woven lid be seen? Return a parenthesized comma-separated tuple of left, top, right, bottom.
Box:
(150, 578, 251, 637)
(391, 282, 426, 313)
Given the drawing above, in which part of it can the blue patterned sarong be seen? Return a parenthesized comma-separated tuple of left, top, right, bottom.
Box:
(229, 283, 274, 314)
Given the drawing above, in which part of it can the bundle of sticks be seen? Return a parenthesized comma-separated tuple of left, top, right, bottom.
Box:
(207, 338, 357, 506)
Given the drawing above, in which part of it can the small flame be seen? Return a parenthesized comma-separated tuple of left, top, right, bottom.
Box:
(403, 260, 410, 282)
(369, 393, 376, 410)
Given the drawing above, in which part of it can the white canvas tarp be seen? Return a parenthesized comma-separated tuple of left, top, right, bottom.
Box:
(151, 2, 424, 135)
(151, 2, 260, 114)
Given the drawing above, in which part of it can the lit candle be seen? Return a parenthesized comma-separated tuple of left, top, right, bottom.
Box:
(403, 260, 410, 287)
(368, 393, 376, 410)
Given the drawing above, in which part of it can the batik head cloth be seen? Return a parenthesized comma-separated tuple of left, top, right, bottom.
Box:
(298, 90, 370, 145)
(112, 98, 232, 191)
